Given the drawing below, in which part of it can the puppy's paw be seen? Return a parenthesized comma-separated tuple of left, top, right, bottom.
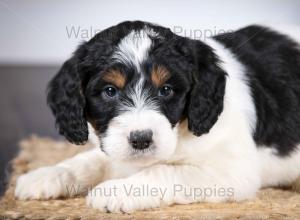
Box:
(86, 179, 161, 213)
(15, 166, 76, 200)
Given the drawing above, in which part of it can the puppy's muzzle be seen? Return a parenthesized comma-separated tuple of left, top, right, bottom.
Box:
(129, 129, 153, 150)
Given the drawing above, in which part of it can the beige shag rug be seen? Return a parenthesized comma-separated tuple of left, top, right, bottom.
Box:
(0, 136, 300, 220)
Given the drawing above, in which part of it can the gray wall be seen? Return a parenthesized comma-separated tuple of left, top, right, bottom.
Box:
(0, 0, 300, 65)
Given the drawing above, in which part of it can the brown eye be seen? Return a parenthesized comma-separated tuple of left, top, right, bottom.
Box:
(158, 85, 173, 97)
(103, 86, 118, 98)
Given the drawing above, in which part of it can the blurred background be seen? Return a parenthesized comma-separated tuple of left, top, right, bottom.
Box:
(0, 0, 300, 195)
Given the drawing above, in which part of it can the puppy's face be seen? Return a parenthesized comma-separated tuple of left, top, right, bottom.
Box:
(85, 30, 191, 163)
(47, 21, 226, 164)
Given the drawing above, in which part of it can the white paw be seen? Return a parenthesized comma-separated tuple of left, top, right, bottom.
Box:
(15, 166, 76, 200)
(86, 179, 161, 213)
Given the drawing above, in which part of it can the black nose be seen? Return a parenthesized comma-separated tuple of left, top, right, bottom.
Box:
(129, 129, 153, 150)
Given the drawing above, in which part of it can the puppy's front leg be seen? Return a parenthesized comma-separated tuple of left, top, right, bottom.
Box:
(15, 148, 108, 200)
(87, 162, 260, 213)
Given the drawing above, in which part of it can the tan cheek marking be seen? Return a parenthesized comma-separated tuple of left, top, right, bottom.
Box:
(103, 69, 126, 88)
(151, 65, 170, 87)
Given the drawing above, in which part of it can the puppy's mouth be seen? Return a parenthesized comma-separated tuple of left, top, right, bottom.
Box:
(129, 143, 156, 158)
(96, 110, 178, 163)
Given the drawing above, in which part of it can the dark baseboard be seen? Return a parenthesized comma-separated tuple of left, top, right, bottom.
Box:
(0, 65, 62, 195)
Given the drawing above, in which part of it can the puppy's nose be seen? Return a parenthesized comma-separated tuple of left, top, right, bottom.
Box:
(129, 129, 153, 150)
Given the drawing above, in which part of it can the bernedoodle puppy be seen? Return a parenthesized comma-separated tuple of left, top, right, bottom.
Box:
(15, 21, 300, 213)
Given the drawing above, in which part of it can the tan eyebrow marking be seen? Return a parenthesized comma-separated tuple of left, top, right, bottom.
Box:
(151, 65, 170, 87)
(102, 69, 126, 88)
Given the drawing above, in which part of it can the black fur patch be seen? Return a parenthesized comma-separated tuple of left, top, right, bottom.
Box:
(187, 39, 226, 136)
(214, 25, 300, 156)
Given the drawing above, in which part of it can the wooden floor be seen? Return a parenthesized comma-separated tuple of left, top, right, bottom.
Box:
(0, 65, 61, 196)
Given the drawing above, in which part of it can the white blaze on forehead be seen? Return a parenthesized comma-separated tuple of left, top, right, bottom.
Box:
(113, 28, 159, 112)
(112, 28, 157, 72)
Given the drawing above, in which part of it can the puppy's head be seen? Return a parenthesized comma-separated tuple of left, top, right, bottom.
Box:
(47, 21, 226, 164)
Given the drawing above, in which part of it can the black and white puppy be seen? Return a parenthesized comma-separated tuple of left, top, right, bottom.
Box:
(15, 21, 300, 213)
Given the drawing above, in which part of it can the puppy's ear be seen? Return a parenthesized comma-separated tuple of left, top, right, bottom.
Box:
(47, 54, 88, 145)
(187, 41, 227, 136)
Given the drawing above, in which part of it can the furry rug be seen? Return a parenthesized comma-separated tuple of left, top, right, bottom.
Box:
(0, 136, 300, 220)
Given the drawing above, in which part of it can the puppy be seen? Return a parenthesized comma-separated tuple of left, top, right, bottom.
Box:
(15, 21, 300, 213)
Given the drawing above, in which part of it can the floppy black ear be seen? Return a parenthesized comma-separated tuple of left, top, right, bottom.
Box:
(187, 41, 227, 136)
(47, 56, 88, 145)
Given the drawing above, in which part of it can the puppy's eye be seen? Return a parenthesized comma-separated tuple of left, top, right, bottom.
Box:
(103, 86, 118, 98)
(158, 85, 173, 97)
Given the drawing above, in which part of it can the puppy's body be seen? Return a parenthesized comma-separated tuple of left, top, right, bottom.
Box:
(15, 21, 300, 213)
